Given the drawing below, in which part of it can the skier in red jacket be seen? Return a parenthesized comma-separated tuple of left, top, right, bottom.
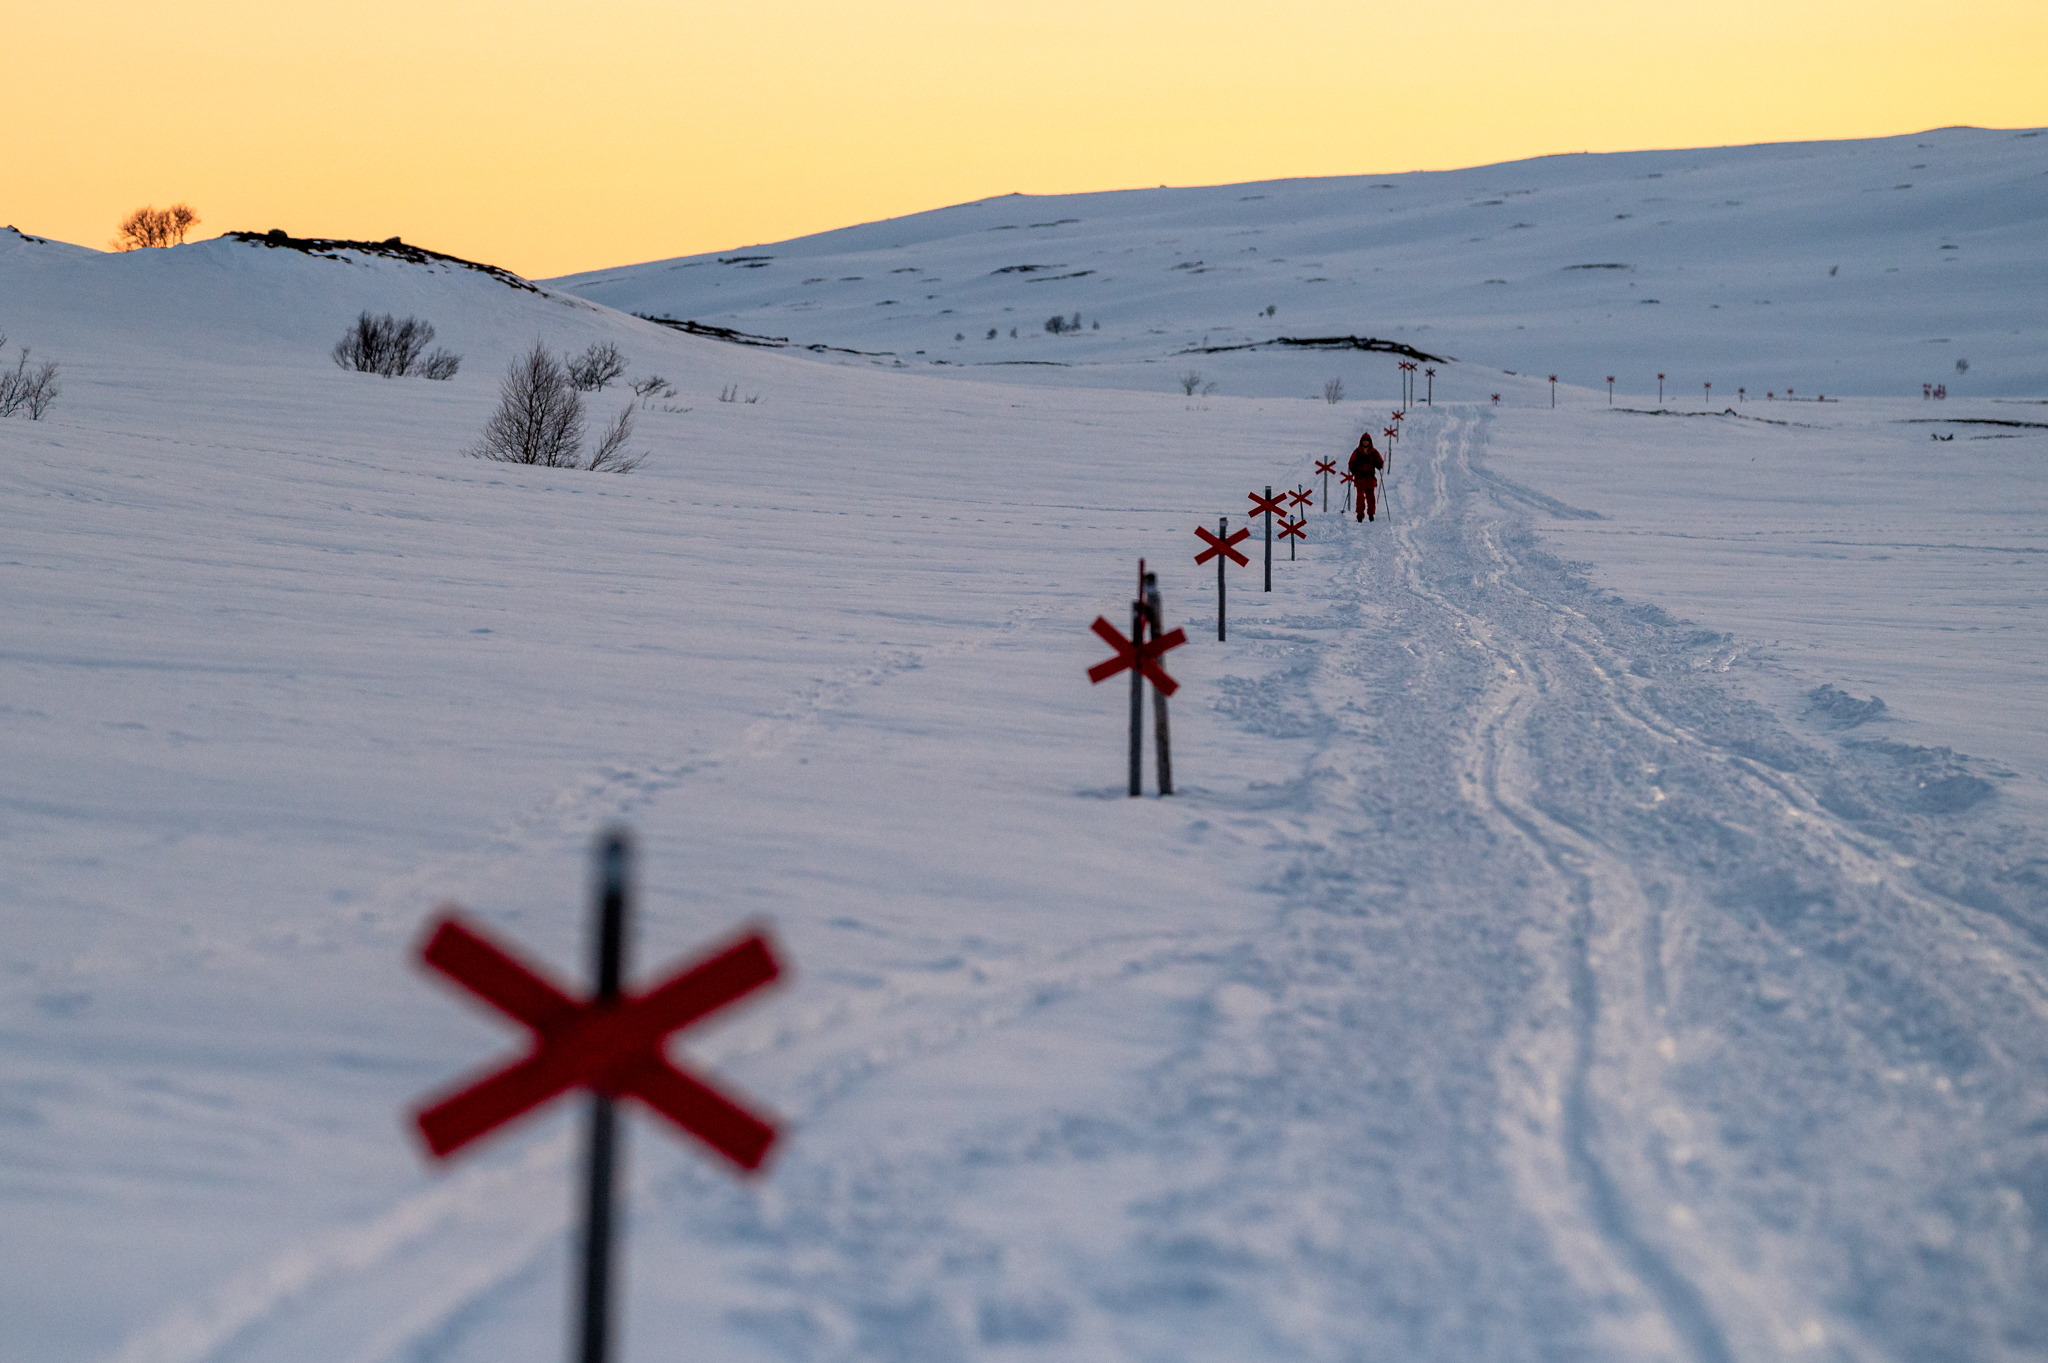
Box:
(1347, 432, 1385, 522)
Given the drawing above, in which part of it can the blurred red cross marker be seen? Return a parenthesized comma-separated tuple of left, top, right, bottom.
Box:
(1277, 516, 1306, 542)
(1314, 459, 1336, 476)
(1194, 522, 1251, 566)
(1089, 616, 1186, 695)
(1247, 489, 1287, 519)
(411, 914, 782, 1170)
(1286, 488, 1313, 510)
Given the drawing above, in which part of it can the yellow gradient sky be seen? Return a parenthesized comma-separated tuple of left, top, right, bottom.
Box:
(12, 1, 2045, 280)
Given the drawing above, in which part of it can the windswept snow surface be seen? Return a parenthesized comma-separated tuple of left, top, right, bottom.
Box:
(546, 126, 2048, 401)
(4, 176, 2048, 1363)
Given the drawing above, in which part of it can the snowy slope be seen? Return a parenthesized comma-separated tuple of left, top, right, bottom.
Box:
(4, 188, 2047, 1363)
(548, 126, 2048, 400)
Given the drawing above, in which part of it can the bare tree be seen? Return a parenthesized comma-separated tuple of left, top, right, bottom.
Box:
(1044, 314, 1067, 334)
(1323, 377, 1345, 404)
(332, 312, 460, 379)
(631, 374, 676, 403)
(0, 340, 61, 419)
(470, 343, 585, 466)
(565, 341, 627, 391)
(1179, 370, 1205, 396)
(585, 407, 647, 473)
(112, 204, 200, 250)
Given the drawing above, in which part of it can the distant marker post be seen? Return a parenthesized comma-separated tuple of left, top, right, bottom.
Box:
(1249, 487, 1285, 593)
(1194, 518, 1250, 640)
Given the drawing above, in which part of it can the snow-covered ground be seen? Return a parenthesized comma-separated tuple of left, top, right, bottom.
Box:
(546, 126, 2048, 402)
(3, 129, 2047, 1363)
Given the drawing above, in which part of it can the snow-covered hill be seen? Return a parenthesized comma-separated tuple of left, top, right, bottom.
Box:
(3, 144, 2047, 1363)
(549, 126, 2048, 400)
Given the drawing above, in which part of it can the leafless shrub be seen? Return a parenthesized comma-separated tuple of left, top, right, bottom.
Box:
(415, 348, 462, 380)
(469, 343, 648, 471)
(1179, 370, 1204, 396)
(470, 343, 585, 466)
(113, 203, 200, 250)
(631, 374, 676, 403)
(719, 384, 738, 403)
(586, 406, 647, 472)
(565, 341, 627, 391)
(332, 312, 460, 379)
(1323, 377, 1345, 404)
(0, 339, 61, 419)
(1045, 315, 1067, 334)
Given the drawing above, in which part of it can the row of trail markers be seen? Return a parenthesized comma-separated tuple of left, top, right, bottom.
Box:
(1088, 368, 1419, 790)
(411, 828, 787, 1363)
(1088, 558, 1186, 796)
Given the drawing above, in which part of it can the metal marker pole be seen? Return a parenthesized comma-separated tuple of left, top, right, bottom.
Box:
(577, 830, 631, 1363)
(1129, 561, 1144, 798)
(1146, 572, 1172, 796)
(1263, 486, 1273, 593)
(1217, 517, 1228, 642)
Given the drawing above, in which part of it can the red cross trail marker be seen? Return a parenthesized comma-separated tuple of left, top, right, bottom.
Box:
(1196, 519, 1250, 639)
(1194, 522, 1251, 568)
(410, 831, 786, 1363)
(1091, 563, 1188, 796)
(1089, 613, 1186, 695)
(1314, 458, 1336, 510)
(412, 918, 781, 1167)
(1278, 516, 1306, 560)
(1287, 487, 1314, 512)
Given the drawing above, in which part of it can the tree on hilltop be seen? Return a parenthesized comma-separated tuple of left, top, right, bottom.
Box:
(113, 204, 200, 250)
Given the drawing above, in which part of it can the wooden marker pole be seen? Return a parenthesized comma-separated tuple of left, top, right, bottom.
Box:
(1263, 486, 1273, 593)
(1217, 517, 1229, 641)
(578, 830, 631, 1363)
(1129, 559, 1144, 798)
(1145, 570, 1172, 796)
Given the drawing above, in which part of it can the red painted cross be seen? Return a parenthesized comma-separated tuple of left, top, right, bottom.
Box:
(1339, 471, 1357, 486)
(1314, 459, 1337, 476)
(1247, 490, 1287, 519)
(1277, 517, 1306, 542)
(1088, 616, 1187, 695)
(1391, 410, 1405, 422)
(1287, 488, 1314, 510)
(1194, 523, 1251, 567)
(411, 915, 782, 1171)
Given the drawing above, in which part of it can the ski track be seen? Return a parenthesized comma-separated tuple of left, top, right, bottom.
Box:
(105, 412, 2048, 1363)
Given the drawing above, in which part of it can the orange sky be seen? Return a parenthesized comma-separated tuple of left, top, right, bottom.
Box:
(12, 0, 2045, 279)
